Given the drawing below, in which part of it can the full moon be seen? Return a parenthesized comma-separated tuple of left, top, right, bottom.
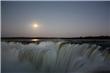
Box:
(33, 24, 38, 28)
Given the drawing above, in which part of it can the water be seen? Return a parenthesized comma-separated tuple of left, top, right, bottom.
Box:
(1, 39, 110, 73)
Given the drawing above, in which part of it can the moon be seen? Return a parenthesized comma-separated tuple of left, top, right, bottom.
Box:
(33, 24, 38, 28)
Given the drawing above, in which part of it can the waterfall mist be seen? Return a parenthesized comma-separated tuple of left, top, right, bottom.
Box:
(1, 41, 110, 73)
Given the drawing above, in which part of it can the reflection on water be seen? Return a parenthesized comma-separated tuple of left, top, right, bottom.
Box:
(31, 39, 39, 42)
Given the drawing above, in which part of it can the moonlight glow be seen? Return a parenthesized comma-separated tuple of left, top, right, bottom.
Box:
(33, 24, 38, 28)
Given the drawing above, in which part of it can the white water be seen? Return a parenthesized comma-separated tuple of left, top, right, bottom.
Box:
(1, 41, 110, 73)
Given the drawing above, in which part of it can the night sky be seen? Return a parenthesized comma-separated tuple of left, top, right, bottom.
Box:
(2, 1, 110, 37)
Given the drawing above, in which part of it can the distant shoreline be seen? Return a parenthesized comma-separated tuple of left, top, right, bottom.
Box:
(1, 36, 110, 39)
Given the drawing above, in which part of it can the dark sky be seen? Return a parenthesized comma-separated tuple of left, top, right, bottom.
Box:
(2, 1, 110, 37)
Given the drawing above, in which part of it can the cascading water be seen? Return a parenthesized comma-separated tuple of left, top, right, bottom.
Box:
(1, 41, 110, 73)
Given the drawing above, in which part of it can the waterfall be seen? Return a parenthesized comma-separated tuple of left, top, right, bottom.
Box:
(1, 41, 110, 73)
